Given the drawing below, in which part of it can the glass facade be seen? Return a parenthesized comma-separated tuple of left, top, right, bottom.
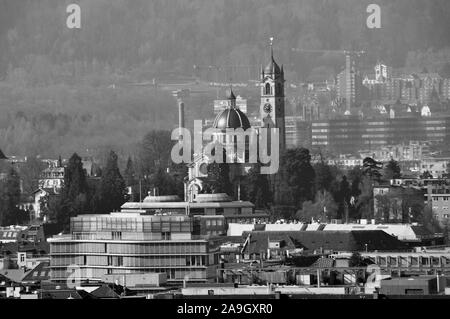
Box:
(312, 116, 450, 154)
(49, 214, 220, 283)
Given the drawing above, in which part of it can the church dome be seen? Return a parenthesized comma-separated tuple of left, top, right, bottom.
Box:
(213, 88, 251, 130)
(213, 107, 251, 130)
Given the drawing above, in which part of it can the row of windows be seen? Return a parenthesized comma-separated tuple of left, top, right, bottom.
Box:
(51, 243, 106, 254)
(374, 256, 449, 266)
(71, 217, 192, 233)
(432, 197, 450, 201)
(51, 242, 208, 255)
(51, 255, 208, 267)
(205, 219, 223, 227)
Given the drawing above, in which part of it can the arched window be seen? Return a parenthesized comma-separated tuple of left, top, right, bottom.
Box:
(265, 83, 271, 95)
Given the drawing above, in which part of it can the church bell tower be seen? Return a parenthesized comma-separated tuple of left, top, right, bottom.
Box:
(260, 38, 286, 153)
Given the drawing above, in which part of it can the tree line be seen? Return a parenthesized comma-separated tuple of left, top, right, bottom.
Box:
(0, 129, 446, 235)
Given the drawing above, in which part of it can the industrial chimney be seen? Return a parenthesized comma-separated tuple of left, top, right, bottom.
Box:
(178, 100, 185, 141)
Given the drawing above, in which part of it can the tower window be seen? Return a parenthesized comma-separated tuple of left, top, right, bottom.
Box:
(265, 83, 271, 95)
(277, 83, 282, 95)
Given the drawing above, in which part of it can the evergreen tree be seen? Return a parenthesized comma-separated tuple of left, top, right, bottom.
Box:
(57, 153, 89, 231)
(362, 157, 383, 182)
(0, 165, 23, 226)
(62, 153, 88, 202)
(279, 148, 315, 208)
(148, 168, 179, 196)
(124, 157, 137, 187)
(384, 159, 402, 180)
(337, 175, 351, 221)
(207, 162, 232, 196)
(242, 164, 271, 208)
(99, 151, 126, 214)
(314, 162, 334, 193)
(139, 130, 173, 177)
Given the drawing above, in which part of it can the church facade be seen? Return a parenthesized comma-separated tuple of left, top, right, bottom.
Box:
(184, 45, 286, 203)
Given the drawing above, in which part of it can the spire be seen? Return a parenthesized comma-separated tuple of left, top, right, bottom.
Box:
(227, 85, 236, 108)
(265, 37, 281, 75)
(270, 37, 274, 61)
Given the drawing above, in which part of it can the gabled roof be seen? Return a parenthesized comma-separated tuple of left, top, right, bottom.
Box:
(41, 289, 95, 299)
(0, 269, 31, 283)
(410, 226, 435, 239)
(90, 285, 120, 299)
(242, 232, 299, 255)
(310, 257, 335, 268)
(0, 273, 14, 286)
(21, 262, 50, 283)
(0, 242, 49, 255)
(0, 149, 7, 160)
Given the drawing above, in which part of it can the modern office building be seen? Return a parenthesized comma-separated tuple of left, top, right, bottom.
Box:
(285, 116, 311, 149)
(336, 54, 363, 110)
(48, 212, 222, 284)
(311, 116, 450, 154)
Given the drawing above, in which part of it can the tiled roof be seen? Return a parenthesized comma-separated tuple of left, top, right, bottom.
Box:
(0, 269, 30, 283)
(0, 273, 13, 286)
(410, 226, 434, 238)
(41, 289, 95, 299)
(243, 230, 406, 255)
(0, 242, 49, 255)
(310, 257, 335, 268)
(90, 285, 121, 299)
(22, 262, 50, 283)
(242, 232, 298, 255)
(0, 230, 20, 241)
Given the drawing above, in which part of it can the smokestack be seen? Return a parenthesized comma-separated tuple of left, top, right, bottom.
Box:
(178, 99, 185, 141)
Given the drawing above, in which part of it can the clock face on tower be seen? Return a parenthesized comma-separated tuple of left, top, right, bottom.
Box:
(263, 103, 272, 114)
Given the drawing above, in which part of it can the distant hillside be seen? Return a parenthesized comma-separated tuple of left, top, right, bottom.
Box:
(0, 0, 449, 158)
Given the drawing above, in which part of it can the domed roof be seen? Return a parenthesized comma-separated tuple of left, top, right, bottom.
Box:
(213, 107, 251, 130)
(213, 88, 251, 130)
